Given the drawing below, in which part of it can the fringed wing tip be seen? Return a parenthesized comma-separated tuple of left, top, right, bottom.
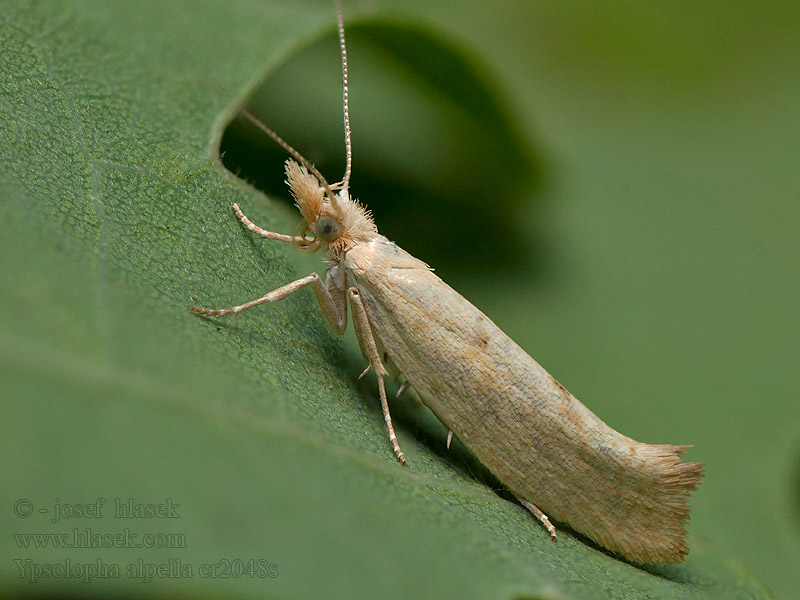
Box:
(623, 446, 705, 564)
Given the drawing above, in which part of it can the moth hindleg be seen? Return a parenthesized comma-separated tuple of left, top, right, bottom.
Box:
(520, 498, 557, 542)
(348, 287, 407, 466)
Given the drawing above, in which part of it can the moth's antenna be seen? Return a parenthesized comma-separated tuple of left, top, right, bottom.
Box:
(241, 109, 339, 207)
(335, 0, 352, 191)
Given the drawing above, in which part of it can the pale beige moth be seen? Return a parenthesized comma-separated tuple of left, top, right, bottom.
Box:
(191, 2, 703, 564)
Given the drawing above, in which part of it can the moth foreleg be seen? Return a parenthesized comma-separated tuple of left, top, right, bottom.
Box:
(232, 203, 311, 246)
(348, 287, 407, 466)
(191, 272, 347, 334)
(520, 499, 557, 542)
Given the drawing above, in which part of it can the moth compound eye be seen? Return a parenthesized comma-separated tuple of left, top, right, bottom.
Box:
(315, 216, 341, 242)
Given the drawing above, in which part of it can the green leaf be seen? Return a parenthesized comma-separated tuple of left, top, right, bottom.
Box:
(0, 0, 786, 598)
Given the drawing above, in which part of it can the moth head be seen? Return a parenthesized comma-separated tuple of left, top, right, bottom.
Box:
(285, 159, 377, 258)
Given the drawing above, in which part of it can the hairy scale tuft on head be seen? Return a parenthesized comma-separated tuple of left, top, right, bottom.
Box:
(285, 159, 377, 258)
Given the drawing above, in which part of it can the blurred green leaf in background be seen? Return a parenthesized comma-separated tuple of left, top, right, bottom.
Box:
(1, 0, 797, 598)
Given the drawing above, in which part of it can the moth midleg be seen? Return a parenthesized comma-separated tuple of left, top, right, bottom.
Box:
(347, 287, 407, 466)
(191, 272, 347, 335)
(520, 499, 557, 542)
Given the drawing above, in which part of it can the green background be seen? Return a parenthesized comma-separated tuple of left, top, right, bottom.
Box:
(1, 0, 796, 598)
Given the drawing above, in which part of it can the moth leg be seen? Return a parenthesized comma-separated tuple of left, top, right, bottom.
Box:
(232, 203, 310, 246)
(446, 430, 454, 449)
(520, 499, 557, 542)
(395, 381, 408, 398)
(190, 272, 348, 334)
(348, 287, 407, 466)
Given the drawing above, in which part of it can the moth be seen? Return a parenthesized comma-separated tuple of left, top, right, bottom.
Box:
(191, 2, 703, 564)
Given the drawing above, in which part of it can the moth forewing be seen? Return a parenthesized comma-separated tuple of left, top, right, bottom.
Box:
(344, 239, 702, 563)
(190, 0, 702, 565)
